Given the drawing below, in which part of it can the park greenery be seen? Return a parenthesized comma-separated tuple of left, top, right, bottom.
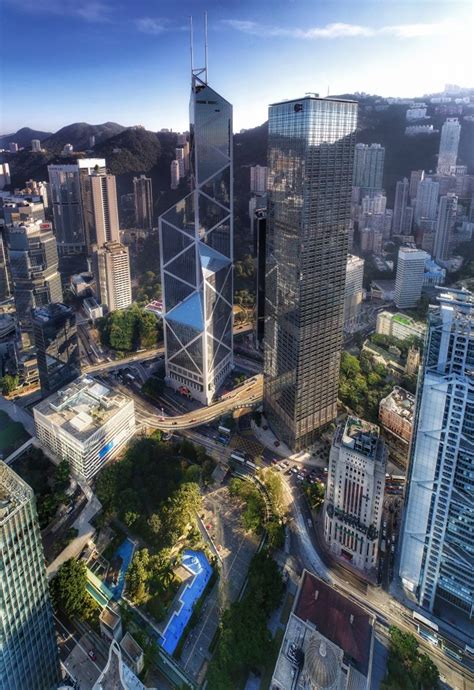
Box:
(339, 351, 394, 422)
(13, 449, 71, 528)
(97, 303, 162, 352)
(50, 558, 101, 627)
(229, 478, 266, 533)
(369, 333, 423, 358)
(304, 481, 325, 511)
(95, 437, 212, 548)
(382, 626, 439, 690)
(125, 547, 178, 617)
(0, 374, 19, 395)
(206, 550, 284, 689)
(134, 270, 161, 305)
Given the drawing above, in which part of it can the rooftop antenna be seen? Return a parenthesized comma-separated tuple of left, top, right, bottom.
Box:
(327, 84, 330, 97)
(190, 16, 194, 73)
(191, 13, 208, 84)
(204, 11, 209, 83)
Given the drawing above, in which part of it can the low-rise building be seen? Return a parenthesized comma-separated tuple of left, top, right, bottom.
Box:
(99, 607, 123, 643)
(271, 570, 374, 690)
(33, 375, 135, 481)
(379, 387, 415, 467)
(376, 311, 426, 341)
(120, 633, 144, 677)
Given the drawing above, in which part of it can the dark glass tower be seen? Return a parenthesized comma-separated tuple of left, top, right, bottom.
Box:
(32, 302, 81, 396)
(263, 96, 358, 450)
(159, 71, 233, 405)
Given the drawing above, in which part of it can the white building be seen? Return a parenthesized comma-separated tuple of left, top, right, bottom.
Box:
(170, 160, 180, 190)
(344, 254, 365, 332)
(31, 139, 41, 152)
(394, 247, 429, 309)
(324, 417, 387, 573)
(34, 376, 136, 481)
(399, 289, 474, 621)
(376, 311, 426, 341)
(406, 106, 427, 120)
(0, 163, 11, 189)
(414, 178, 439, 226)
(437, 118, 461, 174)
(250, 165, 268, 194)
(93, 242, 132, 312)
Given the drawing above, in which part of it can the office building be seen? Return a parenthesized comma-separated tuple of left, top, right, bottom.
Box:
(0, 461, 60, 689)
(0, 163, 11, 189)
(324, 417, 386, 572)
(93, 241, 132, 312)
(170, 160, 180, 190)
(272, 570, 374, 690)
(0, 230, 11, 301)
(175, 146, 185, 178)
(32, 303, 81, 396)
(159, 66, 233, 405)
(399, 288, 474, 621)
(31, 139, 41, 152)
(379, 386, 414, 467)
(264, 95, 357, 450)
(433, 193, 458, 262)
(34, 375, 136, 481)
(133, 175, 153, 229)
(353, 143, 384, 195)
(437, 118, 461, 174)
(409, 169, 424, 201)
(344, 254, 365, 332)
(9, 142, 18, 153)
(254, 207, 267, 348)
(7, 220, 63, 335)
(392, 178, 410, 235)
(250, 165, 268, 194)
(414, 178, 439, 226)
(48, 158, 106, 255)
(394, 247, 429, 309)
(376, 311, 426, 341)
(82, 172, 120, 250)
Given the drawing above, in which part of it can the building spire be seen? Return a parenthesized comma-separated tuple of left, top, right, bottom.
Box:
(190, 13, 208, 84)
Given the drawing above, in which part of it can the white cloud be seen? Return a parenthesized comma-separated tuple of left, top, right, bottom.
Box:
(222, 18, 458, 40)
(4, 0, 111, 21)
(135, 17, 167, 35)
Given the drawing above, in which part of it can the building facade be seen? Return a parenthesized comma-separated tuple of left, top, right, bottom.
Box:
(250, 165, 268, 194)
(82, 172, 120, 250)
(133, 175, 153, 229)
(353, 143, 384, 195)
(376, 311, 426, 341)
(379, 386, 415, 467)
(394, 247, 429, 309)
(159, 70, 233, 405)
(392, 178, 411, 235)
(399, 288, 474, 621)
(414, 178, 439, 226)
(0, 461, 60, 689)
(254, 207, 267, 349)
(344, 254, 365, 332)
(324, 417, 387, 572)
(33, 303, 81, 396)
(437, 118, 461, 174)
(7, 220, 63, 335)
(433, 193, 458, 262)
(93, 242, 132, 312)
(34, 375, 136, 481)
(264, 95, 358, 450)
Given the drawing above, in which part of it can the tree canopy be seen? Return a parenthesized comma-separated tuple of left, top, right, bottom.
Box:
(97, 303, 162, 352)
(50, 558, 88, 617)
(382, 626, 439, 690)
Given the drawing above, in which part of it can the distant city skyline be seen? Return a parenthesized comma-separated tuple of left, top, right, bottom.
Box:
(1, 0, 472, 133)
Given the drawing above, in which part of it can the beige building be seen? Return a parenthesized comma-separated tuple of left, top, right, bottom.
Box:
(94, 242, 132, 312)
(379, 386, 414, 467)
(376, 310, 426, 341)
(83, 173, 120, 249)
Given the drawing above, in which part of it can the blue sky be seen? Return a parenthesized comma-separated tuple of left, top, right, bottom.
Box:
(1, 0, 472, 134)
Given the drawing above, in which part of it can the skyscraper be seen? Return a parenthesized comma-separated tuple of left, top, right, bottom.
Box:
(0, 229, 11, 302)
(437, 118, 461, 174)
(433, 193, 457, 262)
(32, 302, 81, 396)
(254, 207, 267, 349)
(324, 417, 386, 572)
(394, 247, 428, 309)
(409, 169, 424, 202)
(399, 288, 474, 621)
(82, 172, 120, 249)
(250, 165, 268, 194)
(344, 254, 365, 333)
(392, 177, 410, 235)
(93, 241, 132, 312)
(133, 175, 154, 229)
(264, 95, 358, 450)
(159, 68, 233, 405)
(414, 178, 439, 226)
(7, 220, 63, 335)
(353, 143, 384, 195)
(0, 461, 60, 689)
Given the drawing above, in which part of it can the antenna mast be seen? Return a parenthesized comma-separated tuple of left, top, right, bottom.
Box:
(204, 11, 208, 83)
(190, 16, 194, 73)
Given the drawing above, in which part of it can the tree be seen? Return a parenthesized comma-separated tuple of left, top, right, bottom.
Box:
(126, 548, 150, 604)
(262, 469, 285, 517)
(54, 460, 70, 489)
(0, 374, 19, 395)
(50, 559, 87, 617)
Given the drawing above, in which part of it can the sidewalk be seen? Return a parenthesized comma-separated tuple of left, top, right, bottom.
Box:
(251, 417, 328, 468)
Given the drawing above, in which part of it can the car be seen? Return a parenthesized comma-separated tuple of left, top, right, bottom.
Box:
(172, 421, 177, 425)
(88, 650, 97, 661)
(66, 504, 74, 515)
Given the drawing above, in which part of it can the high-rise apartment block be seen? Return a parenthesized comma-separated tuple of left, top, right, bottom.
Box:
(437, 118, 461, 174)
(31, 139, 41, 152)
(159, 69, 233, 405)
(353, 143, 384, 195)
(414, 178, 439, 226)
(344, 254, 365, 332)
(82, 172, 120, 249)
(250, 165, 268, 194)
(0, 230, 11, 302)
(0, 461, 60, 689)
(133, 175, 153, 229)
(0, 163, 11, 189)
(34, 375, 136, 481)
(392, 178, 411, 235)
(32, 302, 81, 396)
(409, 169, 424, 201)
(394, 247, 429, 309)
(324, 417, 386, 572)
(264, 95, 357, 450)
(93, 241, 132, 312)
(170, 160, 180, 190)
(399, 288, 474, 621)
(433, 193, 457, 262)
(7, 220, 63, 334)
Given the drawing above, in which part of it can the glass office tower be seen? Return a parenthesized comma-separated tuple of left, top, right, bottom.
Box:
(264, 96, 358, 450)
(0, 461, 59, 689)
(159, 73, 233, 405)
(399, 288, 474, 621)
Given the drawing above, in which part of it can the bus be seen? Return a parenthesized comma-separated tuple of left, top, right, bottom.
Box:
(413, 611, 439, 646)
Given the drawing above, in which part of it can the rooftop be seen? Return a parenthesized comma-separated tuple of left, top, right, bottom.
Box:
(0, 461, 32, 527)
(99, 606, 121, 631)
(341, 416, 380, 459)
(33, 302, 73, 323)
(380, 387, 415, 421)
(120, 633, 143, 664)
(270, 94, 357, 106)
(34, 375, 132, 441)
